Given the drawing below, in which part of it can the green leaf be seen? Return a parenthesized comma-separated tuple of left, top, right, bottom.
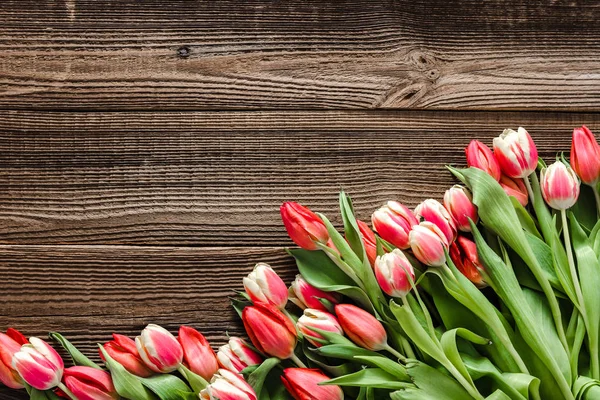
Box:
(177, 364, 208, 393)
(247, 357, 281, 398)
(486, 390, 513, 400)
(99, 345, 156, 400)
(140, 374, 194, 400)
(29, 388, 62, 400)
(405, 360, 472, 399)
(49, 332, 102, 369)
(511, 197, 542, 240)
(571, 184, 598, 232)
(353, 356, 410, 380)
(323, 368, 411, 390)
(462, 353, 532, 400)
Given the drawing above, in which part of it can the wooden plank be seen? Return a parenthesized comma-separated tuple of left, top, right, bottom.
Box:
(1, 110, 595, 245)
(0, 1, 599, 110)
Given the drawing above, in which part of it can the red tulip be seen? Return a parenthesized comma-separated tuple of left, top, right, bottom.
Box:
(414, 199, 457, 243)
(12, 337, 64, 390)
(281, 368, 343, 400)
(356, 220, 378, 266)
(217, 337, 262, 374)
(466, 140, 501, 181)
(493, 127, 538, 178)
(371, 201, 418, 250)
(100, 334, 153, 378)
(443, 185, 478, 232)
(179, 326, 219, 381)
(200, 368, 257, 400)
(289, 275, 340, 311)
(62, 366, 118, 400)
(296, 309, 343, 347)
(374, 249, 415, 297)
(0, 328, 28, 389)
(450, 236, 486, 288)
(409, 221, 449, 267)
(499, 175, 529, 206)
(280, 202, 329, 250)
(243, 263, 288, 309)
(571, 125, 600, 186)
(135, 324, 183, 373)
(335, 304, 387, 351)
(242, 305, 297, 359)
(541, 161, 580, 210)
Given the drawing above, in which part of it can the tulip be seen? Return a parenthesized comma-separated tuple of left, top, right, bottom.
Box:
(466, 140, 502, 181)
(100, 334, 153, 378)
(296, 309, 343, 347)
(450, 236, 486, 288)
(280, 202, 329, 250)
(409, 221, 449, 267)
(242, 305, 297, 359)
(0, 328, 28, 389)
(571, 125, 600, 186)
(541, 161, 580, 210)
(414, 199, 457, 243)
(178, 326, 219, 381)
(62, 366, 118, 400)
(217, 337, 262, 374)
(443, 185, 478, 232)
(135, 324, 183, 373)
(289, 275, 340, 311)
(200, 368, 257, 400)
(371, 201, 418, 250)
(356, 220, 378, 266)
(499, 175, 529, 206)
(374, 249, 415, 297)
(493, 127, 538, 178)
(281, 368, 344, 400)
(243, 263, 288, 309)
(12, 337, 64, 390)
(335, 304, 387, 351)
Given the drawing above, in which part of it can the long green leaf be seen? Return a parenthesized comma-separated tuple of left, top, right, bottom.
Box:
(49, 332, 102, 369)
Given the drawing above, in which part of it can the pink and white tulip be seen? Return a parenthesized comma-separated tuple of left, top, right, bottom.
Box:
(443, 185, 478, 232)
(0, 328, 28, 389)
(414, 199, 457, 243)
(135, 324, 183, 373)
(200, 368, 257, 400)
(281, 368, 344, 400)
(217, 337, 262, 374)
(62, 366, 118, 400)
(178, 326, 219, 381)
(571, 125, 600, 186)
(296, 309, 343, 347)
(409, 221, 449, 267)
(499, 175, 529, 206)
(371, 201, 418, 250)
(466, 140, 502, 181)
(12, 337, 64, 390)
(493, 127, 538, 178)
(280, 202, 329, 250)
(243, 263, 288, 310)
(289, 275, 340, 311)
(541, 161, 580, 210)
(335, 304, 387, 351)
(374, 249, 415, 297)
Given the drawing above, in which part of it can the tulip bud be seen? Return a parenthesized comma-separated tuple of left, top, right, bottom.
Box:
(493, 127, 538, 178)
(499, 175, 528, 206)
(443, 185, 478, 232)
(296, 309, 344, 347)
(371, 201, 418, 250)
(374, 249, 415, 297)
(334, 304, 387, 351)
(541, 161, 580, 210)
(12, 337, 64, 390)
(280, 202, 329, 250)
(354, 220, 378, 266)
(281, 368, 344, 400)
(466, 140, 502, 181)
(289, 275, 340, 311)
(409, 221, 449, 267)
(414, 199, 457, 243)
(217, 337, 262, 374)
(0, 328, 28, 389)
(200, 368, 257, 400)
(450, 236, 486, 288)
(178, 326, 219, 381)
(242, 305, 297, 359)
(571, 125, 600, 186)
(100, 334, 153, 378)
(62, 366, 118, 400)
(135, 324, 183, 373)
(243, 263, 288, 310)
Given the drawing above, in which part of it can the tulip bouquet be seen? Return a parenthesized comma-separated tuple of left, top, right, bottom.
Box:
(3, 126, 600, 400)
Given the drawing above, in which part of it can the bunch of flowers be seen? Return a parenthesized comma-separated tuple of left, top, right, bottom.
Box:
(2, 126, 600, 399)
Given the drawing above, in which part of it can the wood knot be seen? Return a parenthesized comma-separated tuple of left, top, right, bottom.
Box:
(177, 46, 191, 58)
(408, 51, 440, 82)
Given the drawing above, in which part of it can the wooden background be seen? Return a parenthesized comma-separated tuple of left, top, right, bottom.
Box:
(1, 1, 599, 397)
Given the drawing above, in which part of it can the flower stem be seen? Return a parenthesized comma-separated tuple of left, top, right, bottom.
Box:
(594, 186, 600, 218)
(290, 353, 307, 369)
(58, 383, 77, 400)
(383, 343, 407, 362)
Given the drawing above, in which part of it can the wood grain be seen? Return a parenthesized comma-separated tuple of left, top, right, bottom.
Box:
(0, 110, 595, 245)
(0, 1, 599, 110)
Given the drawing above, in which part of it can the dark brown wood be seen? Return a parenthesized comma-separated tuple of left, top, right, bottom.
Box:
(0, 1, 599, 110)
(0, 110, 594, 245)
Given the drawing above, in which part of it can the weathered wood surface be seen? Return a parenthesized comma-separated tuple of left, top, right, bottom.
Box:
(0, 1, 599, 110)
